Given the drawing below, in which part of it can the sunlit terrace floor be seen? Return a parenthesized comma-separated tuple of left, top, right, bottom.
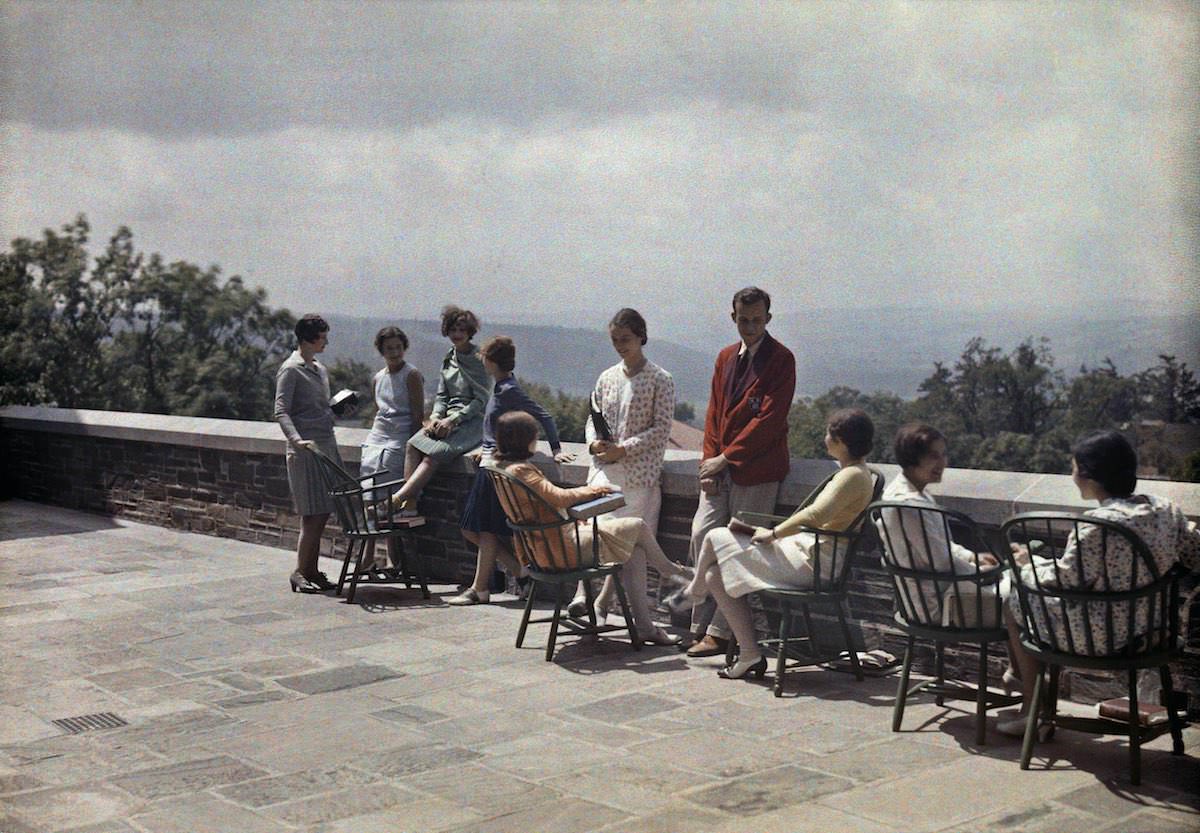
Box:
(1, 499, 1198, 833)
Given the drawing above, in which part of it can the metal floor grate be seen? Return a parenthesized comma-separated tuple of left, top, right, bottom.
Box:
(52, 712, 128, 734)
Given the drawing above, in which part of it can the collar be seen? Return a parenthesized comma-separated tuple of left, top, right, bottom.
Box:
(737, 332, 770, 359)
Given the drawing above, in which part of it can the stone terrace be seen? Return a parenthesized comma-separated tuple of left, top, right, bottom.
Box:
(2, 500, 1198, 833)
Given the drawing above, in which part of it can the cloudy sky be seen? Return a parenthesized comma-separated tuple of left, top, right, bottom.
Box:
(2, 1, 1196, 337)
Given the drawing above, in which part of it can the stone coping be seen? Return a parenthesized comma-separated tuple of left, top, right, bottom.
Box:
(4, 404, 1198, 523)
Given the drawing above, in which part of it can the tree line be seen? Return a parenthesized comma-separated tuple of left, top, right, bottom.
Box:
(3, 218, 1197, 480)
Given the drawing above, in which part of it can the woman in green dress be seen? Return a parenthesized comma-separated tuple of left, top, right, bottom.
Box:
(389, 305, 490, 514)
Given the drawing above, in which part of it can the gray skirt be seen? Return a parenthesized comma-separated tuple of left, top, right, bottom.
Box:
(285, 436, 342, 516)
(407, 414, 484, 463)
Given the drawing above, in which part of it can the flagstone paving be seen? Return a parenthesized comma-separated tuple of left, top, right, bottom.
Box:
(2, 500, 1197, 832)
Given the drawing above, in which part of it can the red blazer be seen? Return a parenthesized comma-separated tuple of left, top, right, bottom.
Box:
(702, 333, 796, 486)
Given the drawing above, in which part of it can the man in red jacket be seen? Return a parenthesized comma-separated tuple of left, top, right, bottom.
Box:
(685, 286, 796, 657)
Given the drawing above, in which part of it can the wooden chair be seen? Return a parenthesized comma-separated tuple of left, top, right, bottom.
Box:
(729, 467, 886, 696)
(485, 465, 641, 661)
(870, 501, 1020, 744)
(1002, 513, 1186, 784)
(309, 448, 429, 604)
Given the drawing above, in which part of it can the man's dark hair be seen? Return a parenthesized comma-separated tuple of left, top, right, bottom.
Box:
(440, 305, 480, 338)
(374, 326, 409, 354)
(827, 408, 875, 459)
(1073, 430, 1137, 497)
(494, 411, 539, 461)
(732, 286, 771, 313)
(893, 423, 946, 469)
(609, 308, 648, 346)
(481, 336, 516, 373)
(295, 314, 329, 344)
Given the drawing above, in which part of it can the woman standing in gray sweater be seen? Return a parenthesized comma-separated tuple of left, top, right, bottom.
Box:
(274, 314, 340, 594)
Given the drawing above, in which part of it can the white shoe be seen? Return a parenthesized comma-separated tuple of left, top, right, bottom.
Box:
(447, 588, 490, 606)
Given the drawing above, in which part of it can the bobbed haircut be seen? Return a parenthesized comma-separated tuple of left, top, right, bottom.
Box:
(827, 408, 875, 459)
(494, 411, 540, 462)
(609, 308, 648, 346)
(732, 286, 771, 313)
(1073, 430, 1137, 497)
(893, 423, 946, 470)
(295, 314, 329, 344)
(481, 335, 516, 373)
(374, 326, 409, 354)
(440, 305, 479, 338)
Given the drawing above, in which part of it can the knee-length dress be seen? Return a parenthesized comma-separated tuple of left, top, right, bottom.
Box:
(274, 349, 342, 516)
(407, 344, 490, 462)
(714, 463, 874, 598)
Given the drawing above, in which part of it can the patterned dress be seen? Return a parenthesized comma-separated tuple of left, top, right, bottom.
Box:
(1007, 494, 1200, 654)
(584, 360, 674, 530)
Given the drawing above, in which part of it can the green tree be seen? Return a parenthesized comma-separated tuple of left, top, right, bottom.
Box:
(674, 401, 696, 425)
(1136, 354, 1200, 424)
(328, 357, 376, 427)
(1063, 359, 1139, 435)
(516, 377, 589, 443)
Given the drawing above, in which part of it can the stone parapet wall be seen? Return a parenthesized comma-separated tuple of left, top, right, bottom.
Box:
(4, 405, 1199, 714)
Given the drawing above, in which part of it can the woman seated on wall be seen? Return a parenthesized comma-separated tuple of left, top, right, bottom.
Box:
(449, 335, 573, 606)
(491, 411, 689, 645)
(388, 305, 490, 514)
(998, 430, 1200, 736)
(674, 409, 878, 680)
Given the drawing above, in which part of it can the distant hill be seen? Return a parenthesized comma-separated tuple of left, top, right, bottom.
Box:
(323, 308, 1199, 408)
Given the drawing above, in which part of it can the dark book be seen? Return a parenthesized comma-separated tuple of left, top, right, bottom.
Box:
(589, 392, 613, 442)
(1097, 698, 1168, 726)
(728, 517, 758, 536)
(568, 493, 626, 520)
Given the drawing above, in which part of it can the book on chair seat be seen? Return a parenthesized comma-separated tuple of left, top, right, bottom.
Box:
(1097, 697, 1168, 726)
(568, 493, 625, 520)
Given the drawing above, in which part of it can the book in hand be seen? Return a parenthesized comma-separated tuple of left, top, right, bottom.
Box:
(589, 392, 613, 442)
(568, 492, 626, 520)
(330, 389, 359, 416)
(1097, 697, 1168, 726)
(727, 517, 759, 536)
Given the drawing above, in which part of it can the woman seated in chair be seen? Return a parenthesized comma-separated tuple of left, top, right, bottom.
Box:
(675, 409, 878, 680)
(491, 411, 689, 645)
(999, 430, 1200, 735)
(876, 422, 1000, 627)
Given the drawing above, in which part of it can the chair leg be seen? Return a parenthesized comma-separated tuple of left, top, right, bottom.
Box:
(336, 539, 353, 596)
(583, 577, 598, 627)
(836, 602, 862, 682)
(1044, 664, 1059, 739)
(545, 589, 564, 662)
(774, 602, 791, 698)
(346, 539, 365, 604)
(893, 634, 915, 732)
(516, 579, 536, 648)
(1020, 669, 1044, 770)
(1128, 667, 1141, 785)
(610, 571, 641, 650)
(976, 641, 989, 746)
(1160, 664, 1185, 755)
(934, 642, 945, 706)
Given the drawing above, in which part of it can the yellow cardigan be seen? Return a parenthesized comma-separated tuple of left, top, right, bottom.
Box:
(770, 463, 874, 540)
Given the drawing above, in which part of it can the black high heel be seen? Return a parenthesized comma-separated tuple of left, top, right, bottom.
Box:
(717, 655, 767, 680)
(289, 571, 322, 594)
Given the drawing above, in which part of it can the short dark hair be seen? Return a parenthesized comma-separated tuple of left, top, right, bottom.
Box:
(295, 314, 329, 344)
(494, 411, 539, 461)
(481, 336, 516, 373)
(440, 305, 480, 338)
(609, 308, 647, 346)
(1073, 430, 1137, 497)
(374, 326, 409, 354)
(827, 408, 875, 459)
(732, 286, 771, 313)
(893, 423, 946, 469)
